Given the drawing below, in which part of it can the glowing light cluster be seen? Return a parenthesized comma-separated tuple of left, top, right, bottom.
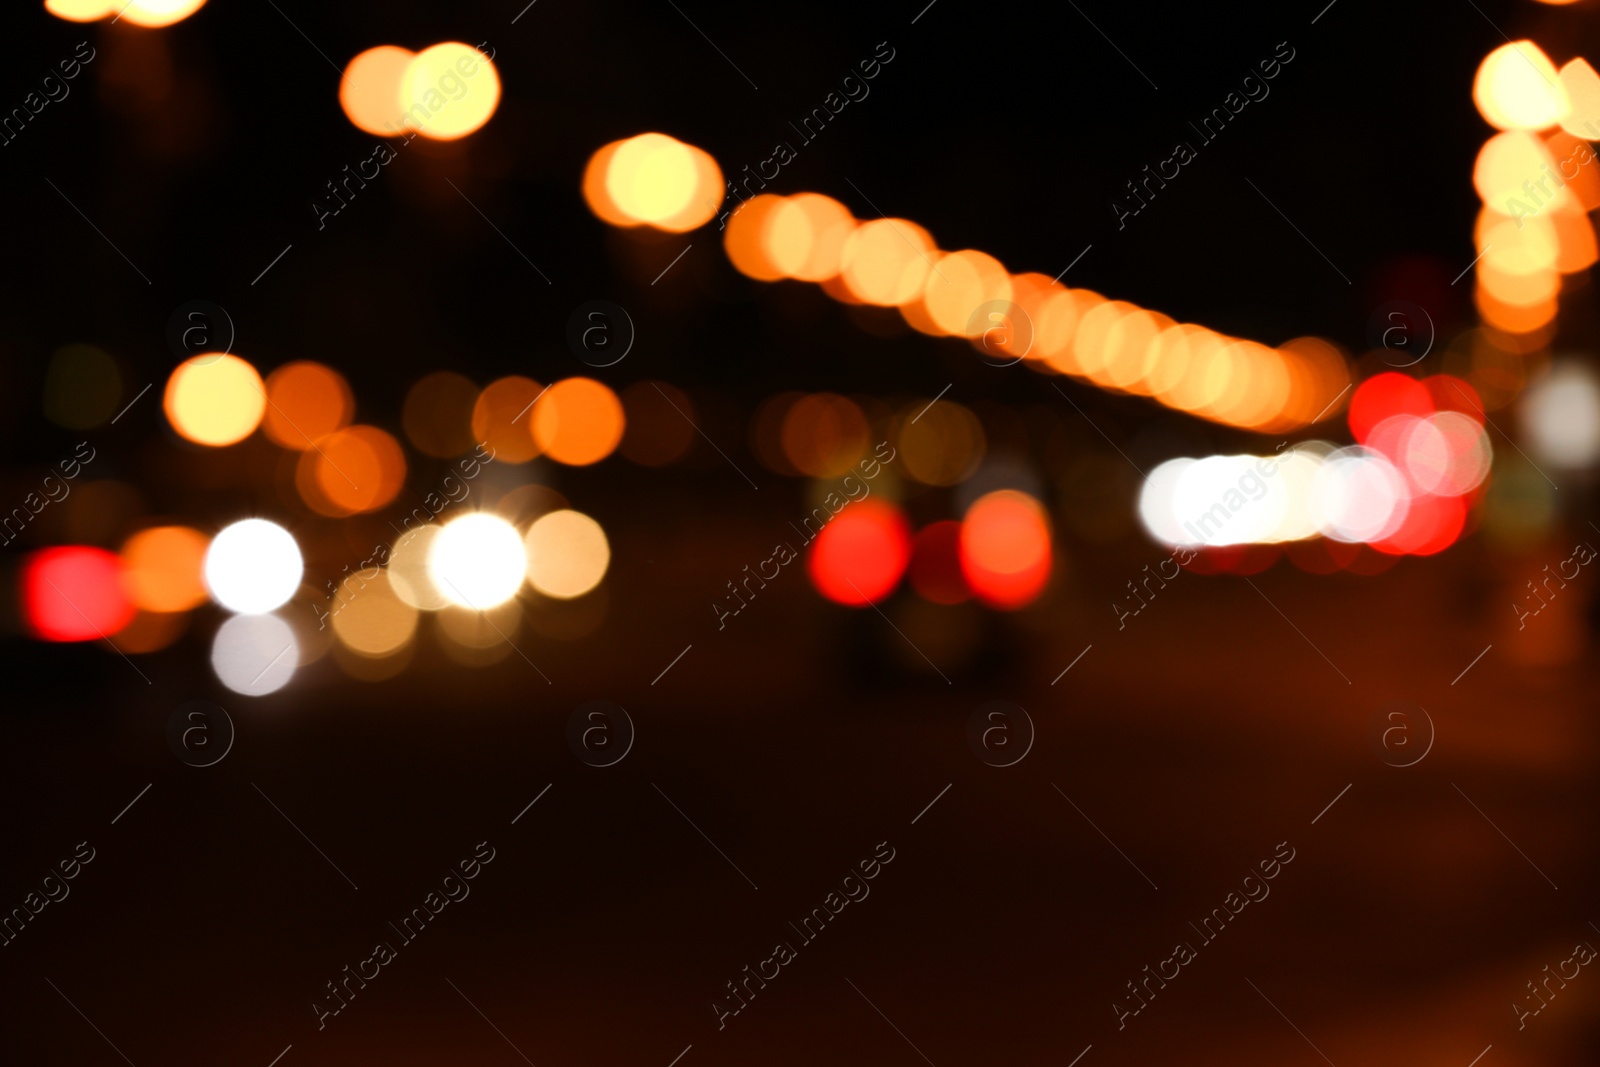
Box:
(464, 376, 626, 466)
(1139, 373, 1491, 556)
(339, 42, 501, 140)
(582, 133, 723, 232)
(1469, 42, 1600, 339)
(718, 191, 1350, 431)
(799, 487, 1055, 611)
(417, 509, 613, 610)
(239, 504, 620, 673)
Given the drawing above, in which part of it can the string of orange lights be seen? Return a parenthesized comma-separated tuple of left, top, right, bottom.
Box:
(581, 132, 1356, 434)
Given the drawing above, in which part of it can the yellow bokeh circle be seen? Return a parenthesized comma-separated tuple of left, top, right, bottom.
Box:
(163, 354, 266, 447)
(403, 42, 501, 141)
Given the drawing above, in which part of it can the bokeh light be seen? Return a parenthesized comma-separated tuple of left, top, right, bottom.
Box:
(404, 371, 479, 458)
(1370, 490, 1468, 557)
(339, 45, 413, 136)
(45, 0, 116, 21)
(1139, 429, 1480, 555)
(1396, 412, 1492, 497)
(839, 218, 936, 305)
(723, 194, 789, 280)
(330, 572, 419, 658)
(471, 376, 544, 464)
(524, 510, 611, 599)
(1311, 448, 1411, 543)
(430, 514, 527, 608)
(706, 182, 1350, 431)
(1424, 374, 1486, 423)
(781, 393, 870, 478)
(1476, 286, 1559, 335)
(581, 140, 633, 228)
(587, 133, 723, 231)
(1476, 206, 1559, 277)
(44, 344, 120, 430)
(211, 612, 297, 696)
(917, 250, 1012, 338)
(764, 193, 856, 281)
(1170, 455, 1291, 546)
(1473, 130, 1565, 209)
(959, 490, 1052, 609)
(118, 0, 208, 27)
(749, 391, 803, 475)
(296, 425, 407, 516)
(1522, 361, 1600, 467)
(204, 519, 303, 614)
(806, 500, 912, 606)
(1278, 336, 1353, 426)
(164, 353, 267, 447)
(532, 378, 625, 466)
(1142, 450, 1330, 548)
(386, 526, 453, 611)
(262, 361, 353, 450)
(1559, 58, 1600, 138)
(1549, 200, 1599, 272)
(22, 547, 135, 642)
(120, 525, 209, 613)
(1473, 41, 1568, 131)
(1138, 458, 1195, 545)
(898, 400, 985, 486)
(1348, 372, 1433, 444)
(403, 42, 501, 140)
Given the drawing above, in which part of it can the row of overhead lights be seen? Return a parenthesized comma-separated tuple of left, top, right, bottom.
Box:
(580, 134, 1354, 434)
